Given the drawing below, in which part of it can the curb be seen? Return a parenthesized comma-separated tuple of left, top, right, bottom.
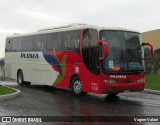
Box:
(0, 85, 21, 101)
(143, 89, 160, 95)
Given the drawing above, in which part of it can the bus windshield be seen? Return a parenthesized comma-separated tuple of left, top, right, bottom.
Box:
(100, 30, 144, 73)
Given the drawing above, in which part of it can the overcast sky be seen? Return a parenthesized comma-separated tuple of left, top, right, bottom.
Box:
(0, 0, 160, 58)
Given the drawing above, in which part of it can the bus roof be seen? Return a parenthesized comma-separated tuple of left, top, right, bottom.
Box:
(7, 23, 139, 38)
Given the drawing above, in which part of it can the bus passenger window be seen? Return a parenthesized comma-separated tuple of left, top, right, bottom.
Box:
(83, 29, 90, 47)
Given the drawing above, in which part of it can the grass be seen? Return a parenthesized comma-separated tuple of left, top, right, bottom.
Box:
(0, 85, 16, 96)
(145, 74, 160, 90)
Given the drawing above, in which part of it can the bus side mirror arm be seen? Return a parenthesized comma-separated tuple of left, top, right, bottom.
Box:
(97, 40, 109, 61)
(142, 42, 154, 60)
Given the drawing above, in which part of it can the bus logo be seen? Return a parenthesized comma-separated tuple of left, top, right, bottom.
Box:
(41, 47, 67, 85)
(21, 53, 39, 59)
(110, 75, 126, 79)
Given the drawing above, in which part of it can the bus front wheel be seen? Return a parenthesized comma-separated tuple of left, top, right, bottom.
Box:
(71, 76, 87, 96)
(108, 93, 118, 97)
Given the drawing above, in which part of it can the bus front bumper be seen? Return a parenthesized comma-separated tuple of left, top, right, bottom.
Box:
(101, 82, 145, 94)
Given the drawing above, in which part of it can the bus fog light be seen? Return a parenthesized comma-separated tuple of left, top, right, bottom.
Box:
(138, 78, 145, 83)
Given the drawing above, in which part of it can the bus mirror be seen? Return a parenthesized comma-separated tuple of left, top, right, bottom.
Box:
(97, 40, 109, 60)
(142, 42, 154, 60)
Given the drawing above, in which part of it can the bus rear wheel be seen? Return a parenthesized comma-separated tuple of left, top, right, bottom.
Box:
(71, 76, 87, 96)
(17, 71, 24, 85)
(17, 70, 31, 86)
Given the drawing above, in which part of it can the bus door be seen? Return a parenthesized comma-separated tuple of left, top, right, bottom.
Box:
(82, 29, 100, 92)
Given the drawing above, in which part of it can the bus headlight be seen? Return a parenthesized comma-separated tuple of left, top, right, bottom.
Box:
(103, 79, 117, 84)
(138, 78, 145, 83)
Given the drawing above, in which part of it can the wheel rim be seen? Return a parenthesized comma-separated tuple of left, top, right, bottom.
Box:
(18, 73, 22, 84)
(73, 80, 82, 94)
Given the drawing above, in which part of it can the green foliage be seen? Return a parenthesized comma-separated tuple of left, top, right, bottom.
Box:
(145, 74, 160, 90)
(145, 54, 160, 74)
(0, 85, 16, 96)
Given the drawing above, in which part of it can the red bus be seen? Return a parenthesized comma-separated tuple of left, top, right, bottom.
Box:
(5, 24, 154, 96)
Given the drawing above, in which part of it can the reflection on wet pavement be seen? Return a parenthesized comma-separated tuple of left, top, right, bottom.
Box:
(0, 82, 160, 125)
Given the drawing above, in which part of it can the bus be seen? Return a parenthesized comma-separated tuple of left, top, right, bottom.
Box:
(5, 23, 154, 96)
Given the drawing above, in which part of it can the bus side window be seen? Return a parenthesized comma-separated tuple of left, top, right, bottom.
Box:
(74, 31, 80, 52)
(56, 33, 63, 50)
(67, 31, 72, 50)
(83, 29, 98, 47)
(12, 38, 17, 52)
(38, 35, 46, 51)
(12, 37, 22, 52)
(33, 35, 38, 51)
(16, 37, 22, 52)
(89, 29, 98, 46)
(67, 30, 80, 52)
(75, 39, 80, 50)
(62, 32, 68, 50)
(47, 34, 54, 51)
(83, 29, 90, 47)
(22, 36, 34, 52)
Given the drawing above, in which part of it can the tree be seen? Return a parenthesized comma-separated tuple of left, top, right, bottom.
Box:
(145, 54, 160, 74)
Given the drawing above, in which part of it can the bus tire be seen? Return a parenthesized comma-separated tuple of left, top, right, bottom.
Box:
(25, 82, 31, 87)
(108, 93, 118, 97)
(71, 76, 87, 96)
(17, 70, 25, 85)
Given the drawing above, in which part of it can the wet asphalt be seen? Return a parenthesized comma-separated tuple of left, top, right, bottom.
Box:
(0, 81, 160, 125)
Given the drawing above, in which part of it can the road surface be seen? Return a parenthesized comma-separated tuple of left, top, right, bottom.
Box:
(0, 81, 160, 125)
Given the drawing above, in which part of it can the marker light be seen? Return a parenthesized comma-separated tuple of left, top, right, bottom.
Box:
(112, 67, 121, 71)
